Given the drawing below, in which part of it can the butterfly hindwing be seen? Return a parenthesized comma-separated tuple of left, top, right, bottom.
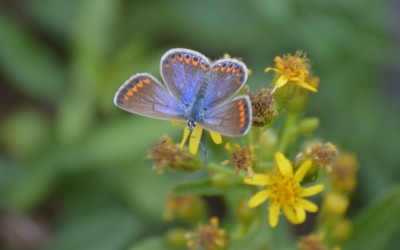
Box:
(114, 73, 186, 121)
(200, 95, 252, 137)
(161, 48, 211, 106)
(203, 58, 248, 109)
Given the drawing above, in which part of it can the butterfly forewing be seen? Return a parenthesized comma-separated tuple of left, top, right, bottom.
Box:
(200, 95, 252, 137)
(114, 73, 186, 121)
(203, 58, 248, 109)
(161, 48, 211, 106)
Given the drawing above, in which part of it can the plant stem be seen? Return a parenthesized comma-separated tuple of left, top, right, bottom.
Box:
(278, 112, 299, 154)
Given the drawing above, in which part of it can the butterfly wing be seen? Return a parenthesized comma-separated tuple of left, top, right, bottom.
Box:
(160, 48, 211, 106)
(199, 95, 252, 136)
(114, 73, 186, 121)
(203, 58, 248, 109)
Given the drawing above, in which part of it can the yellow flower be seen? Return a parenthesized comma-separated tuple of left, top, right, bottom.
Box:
(180, 124, 222, 155)
(265, 51, 317, 92)
(244, 152, 324, 227)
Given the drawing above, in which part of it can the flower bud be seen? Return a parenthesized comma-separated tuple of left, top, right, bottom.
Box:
(323, 192, 349, 216)
(211, 172, 236, 189)
(297, 117, 320, 136)
(260, 129, 278, 161)
(236, 201, 253, 226)
(162, 195, 205, 223)
(331, 219, 353, 242)
(165, 228, 187, 247)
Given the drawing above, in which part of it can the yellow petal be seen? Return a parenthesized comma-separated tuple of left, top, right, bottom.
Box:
(210, 131, 222, 144)
(268, 204, 280, 228)
(275, 152, 293, 177)
(299, 199, 318, 212)
(189, 125, 203, 155)
(295, 80, 317, 92)
(294, 204, 306, 224)
(180, 125, 191, 151)
(302, 184, 324, 197)
(283, 206, 299, 224)
(248, 190, 270, 208)
(294, 160, 312, 182)
(264, 67, 281, 74)
(244, 174, 271, 186)
(275, 75, 288, 88)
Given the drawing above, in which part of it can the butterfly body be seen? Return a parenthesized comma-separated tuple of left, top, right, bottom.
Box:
(114, 48, 252, 137)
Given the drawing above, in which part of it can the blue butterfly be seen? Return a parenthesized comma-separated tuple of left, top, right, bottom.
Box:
(114, 48, 252, 144)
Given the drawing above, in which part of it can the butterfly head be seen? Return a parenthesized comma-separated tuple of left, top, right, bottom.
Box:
(187, 119, 197, 131)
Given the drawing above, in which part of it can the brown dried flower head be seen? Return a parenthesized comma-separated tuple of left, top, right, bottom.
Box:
(222, 143, 255, 178)
(246, 86, 278, 127)
(185, 217, 228, 250)
(147, 136, 199, 173)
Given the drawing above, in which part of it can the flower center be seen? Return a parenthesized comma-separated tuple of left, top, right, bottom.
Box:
(277, 51, 309, 79)
(269, 172, 302, 207)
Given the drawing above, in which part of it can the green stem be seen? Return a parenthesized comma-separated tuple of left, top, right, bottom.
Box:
(278, 112, 299, 153)
(204, 163, 236, 176)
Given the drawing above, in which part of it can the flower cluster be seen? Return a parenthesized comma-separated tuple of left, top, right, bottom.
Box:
(144, 50, 358, 249)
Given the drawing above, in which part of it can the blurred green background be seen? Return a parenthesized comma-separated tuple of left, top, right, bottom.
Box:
(0, 0, 399, 249)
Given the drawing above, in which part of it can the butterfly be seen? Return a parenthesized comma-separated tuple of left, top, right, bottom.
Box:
(114, 48, 252, 147)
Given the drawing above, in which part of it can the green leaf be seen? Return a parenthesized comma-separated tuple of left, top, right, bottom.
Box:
(0, 108, 51, 160)
(343, 188, 400, 249)
(7, 159, 59, 211)
(128, 236, 183, 250)
(43, 208, 142, 250)
(0, 9, 65, 101)
(172, 179, 225, 196)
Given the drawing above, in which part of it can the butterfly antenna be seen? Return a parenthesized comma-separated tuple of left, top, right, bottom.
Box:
(161, 123, 186, 144)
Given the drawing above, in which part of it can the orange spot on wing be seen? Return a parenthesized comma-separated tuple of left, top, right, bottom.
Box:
(127, 90, 134, 96)
(232, 69, 237, 73)
(238, 100, 243, 105)
(227, 67, 232, 72)
(124, 96, 129, 101)
(184, 57, 191, 64)
(213, 67, 219, 72)
(240, 111, 245, 117)
(236, 72, 240, 77)
(240, 117, 245, 123)
(171, 58, 176, 63)
(177, 55, 184, 62)
(132, 86, 138, 92)
(192, 60, 199, 66)
(239, 105, 244, 111)
(137, 81, 144, 88)
(143, 78, 151, 84)
(201, 64, 208, 71)
(220, 67, 226, 72)
(240, 123, 245, 128)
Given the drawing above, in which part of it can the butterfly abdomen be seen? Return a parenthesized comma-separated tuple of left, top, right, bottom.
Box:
(188, 73, 211, 121)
